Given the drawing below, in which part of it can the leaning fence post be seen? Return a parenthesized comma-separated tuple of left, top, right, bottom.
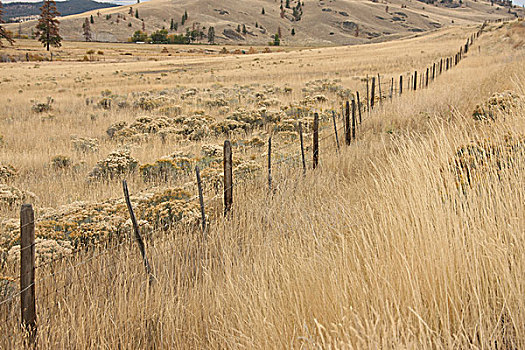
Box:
(267, 136, 272, 192)
(123, 180, 154, 285)
(313, 112, 319, 169)
(356, 91, 363, 124)
(345, 100, 351, 145)
(20, 204, 36, 346)
(223, 140, 233, 216)
(195, 166, 206, 237)
(332, 111, 340, 151)
(298, 122, 306, 175)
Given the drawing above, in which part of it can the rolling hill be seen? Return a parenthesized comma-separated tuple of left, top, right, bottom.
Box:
(7, 0, 524, 45)
(3, 0, 117, 22)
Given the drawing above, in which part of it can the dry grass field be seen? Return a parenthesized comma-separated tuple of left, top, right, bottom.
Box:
(1, 19, 525, 348)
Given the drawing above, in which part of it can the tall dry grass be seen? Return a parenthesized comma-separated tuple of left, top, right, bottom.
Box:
(1, 22, 525, 348)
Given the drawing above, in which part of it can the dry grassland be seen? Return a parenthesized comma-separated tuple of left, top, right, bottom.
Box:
(1, 20, 525, 348)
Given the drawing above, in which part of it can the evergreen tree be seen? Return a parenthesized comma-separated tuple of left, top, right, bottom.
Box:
(135, 9, 139, 19)
(236, 24, 241, 33)
(83, 17, 92, 42)
(207, 26, 215, 44)
(0, 0, 14, 46)
(36, 0, 62, 51)
(273, 33, 280, 46)
(262, 7, 265, 14)
(242, 24, 247, 35)
(170, 18, 174, 30)
(291, 28, 295, 36)
(90, 14, 94, 24)
(129, 7, 133, 15)
(286, 0, 290, 8)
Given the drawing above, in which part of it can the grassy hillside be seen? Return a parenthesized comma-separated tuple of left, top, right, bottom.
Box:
(1, 19, 525, 347)
(7, 0, 524, 45)
(3, 0, 117, 22)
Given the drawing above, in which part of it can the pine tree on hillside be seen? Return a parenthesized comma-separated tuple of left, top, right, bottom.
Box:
(36, 0, 62, 51)
(83, 17, 92, 42)
(207, 26, 215, 44)
(0, 0, 14, 46)
(90, 14, 94, 24)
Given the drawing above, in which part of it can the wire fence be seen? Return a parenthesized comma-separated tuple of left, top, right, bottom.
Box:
(0, 25, 486, 339)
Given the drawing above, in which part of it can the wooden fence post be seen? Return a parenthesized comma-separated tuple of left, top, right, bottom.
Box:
(425, 68, 429, 87)
(332, 111, 340, 150)
(223, 140, 233, 216)
(267, 136, 272, 192)
(195, 166, 206, 237)
(351, 99, 357, 141)
(20, 204, 36, 346)
(413, 71, 417, 91)
(377, 74, 382, 105)
(313, 113, 319, 169)
(123, 180, 154, 285)
(298, 122, 306, 175)
(366, 75, 370, 114)
(370, 77, 376, 109)
(390, 77, 394, 100)
(399, 75, 403, 95)
(356, 91, 363, 124)
(345, 100, 351, 145)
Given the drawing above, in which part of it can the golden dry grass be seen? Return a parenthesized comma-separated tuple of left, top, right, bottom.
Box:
(1, 20, 525, 348)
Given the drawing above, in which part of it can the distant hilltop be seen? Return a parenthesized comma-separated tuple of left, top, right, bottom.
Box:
(3, 0, 118, 22)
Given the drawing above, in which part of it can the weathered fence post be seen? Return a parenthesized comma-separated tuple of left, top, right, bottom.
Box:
(366, 74, 370, 113)
(399, 75, 403, 95)
(351, 98, 357, 141)
(20, 204, 36, 346)
(223, 140, 233, 216)
(389, 77, 394, 100)
(195, 166, 206, 237)
(123, 180, 154, 285)
(425, 68, 429, 87)
(298, 122, 306, 175)
(413, 71, 417, 91)
(345, 101, 351, 145)
(267, 136, 272, 192)
(377, 74, 382, 105)
(356, 91, 363, 124)
(332, 111, 340, 151)
(313, 113, 319, 169)
(370, 77, 376, 109)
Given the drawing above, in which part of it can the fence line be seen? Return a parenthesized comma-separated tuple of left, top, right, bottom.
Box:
(0, 23, 496, 343)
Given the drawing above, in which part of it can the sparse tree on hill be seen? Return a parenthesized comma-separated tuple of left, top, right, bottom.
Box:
(262, 7, 265, 14)
(286, 0, 290, 8)
(273, 33, 280, 46)
(291, 27, 295, 36)
(208, 26, 215, 44)
(135, 9, 139, 19)
(90, 14, 94, 24)
(242, 24, 247, 35)
(36, 0, 62, 51)
(83, 17, 92, 42)
(129, 7, 133, 15)
(0, 0, 14, 46)
(170, 18, 175, 30)
(236, 24, 241, 33)
(278, 26, 282, 38)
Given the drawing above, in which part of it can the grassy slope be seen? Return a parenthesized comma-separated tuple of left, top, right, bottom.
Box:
(7, 0, 524, 45)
